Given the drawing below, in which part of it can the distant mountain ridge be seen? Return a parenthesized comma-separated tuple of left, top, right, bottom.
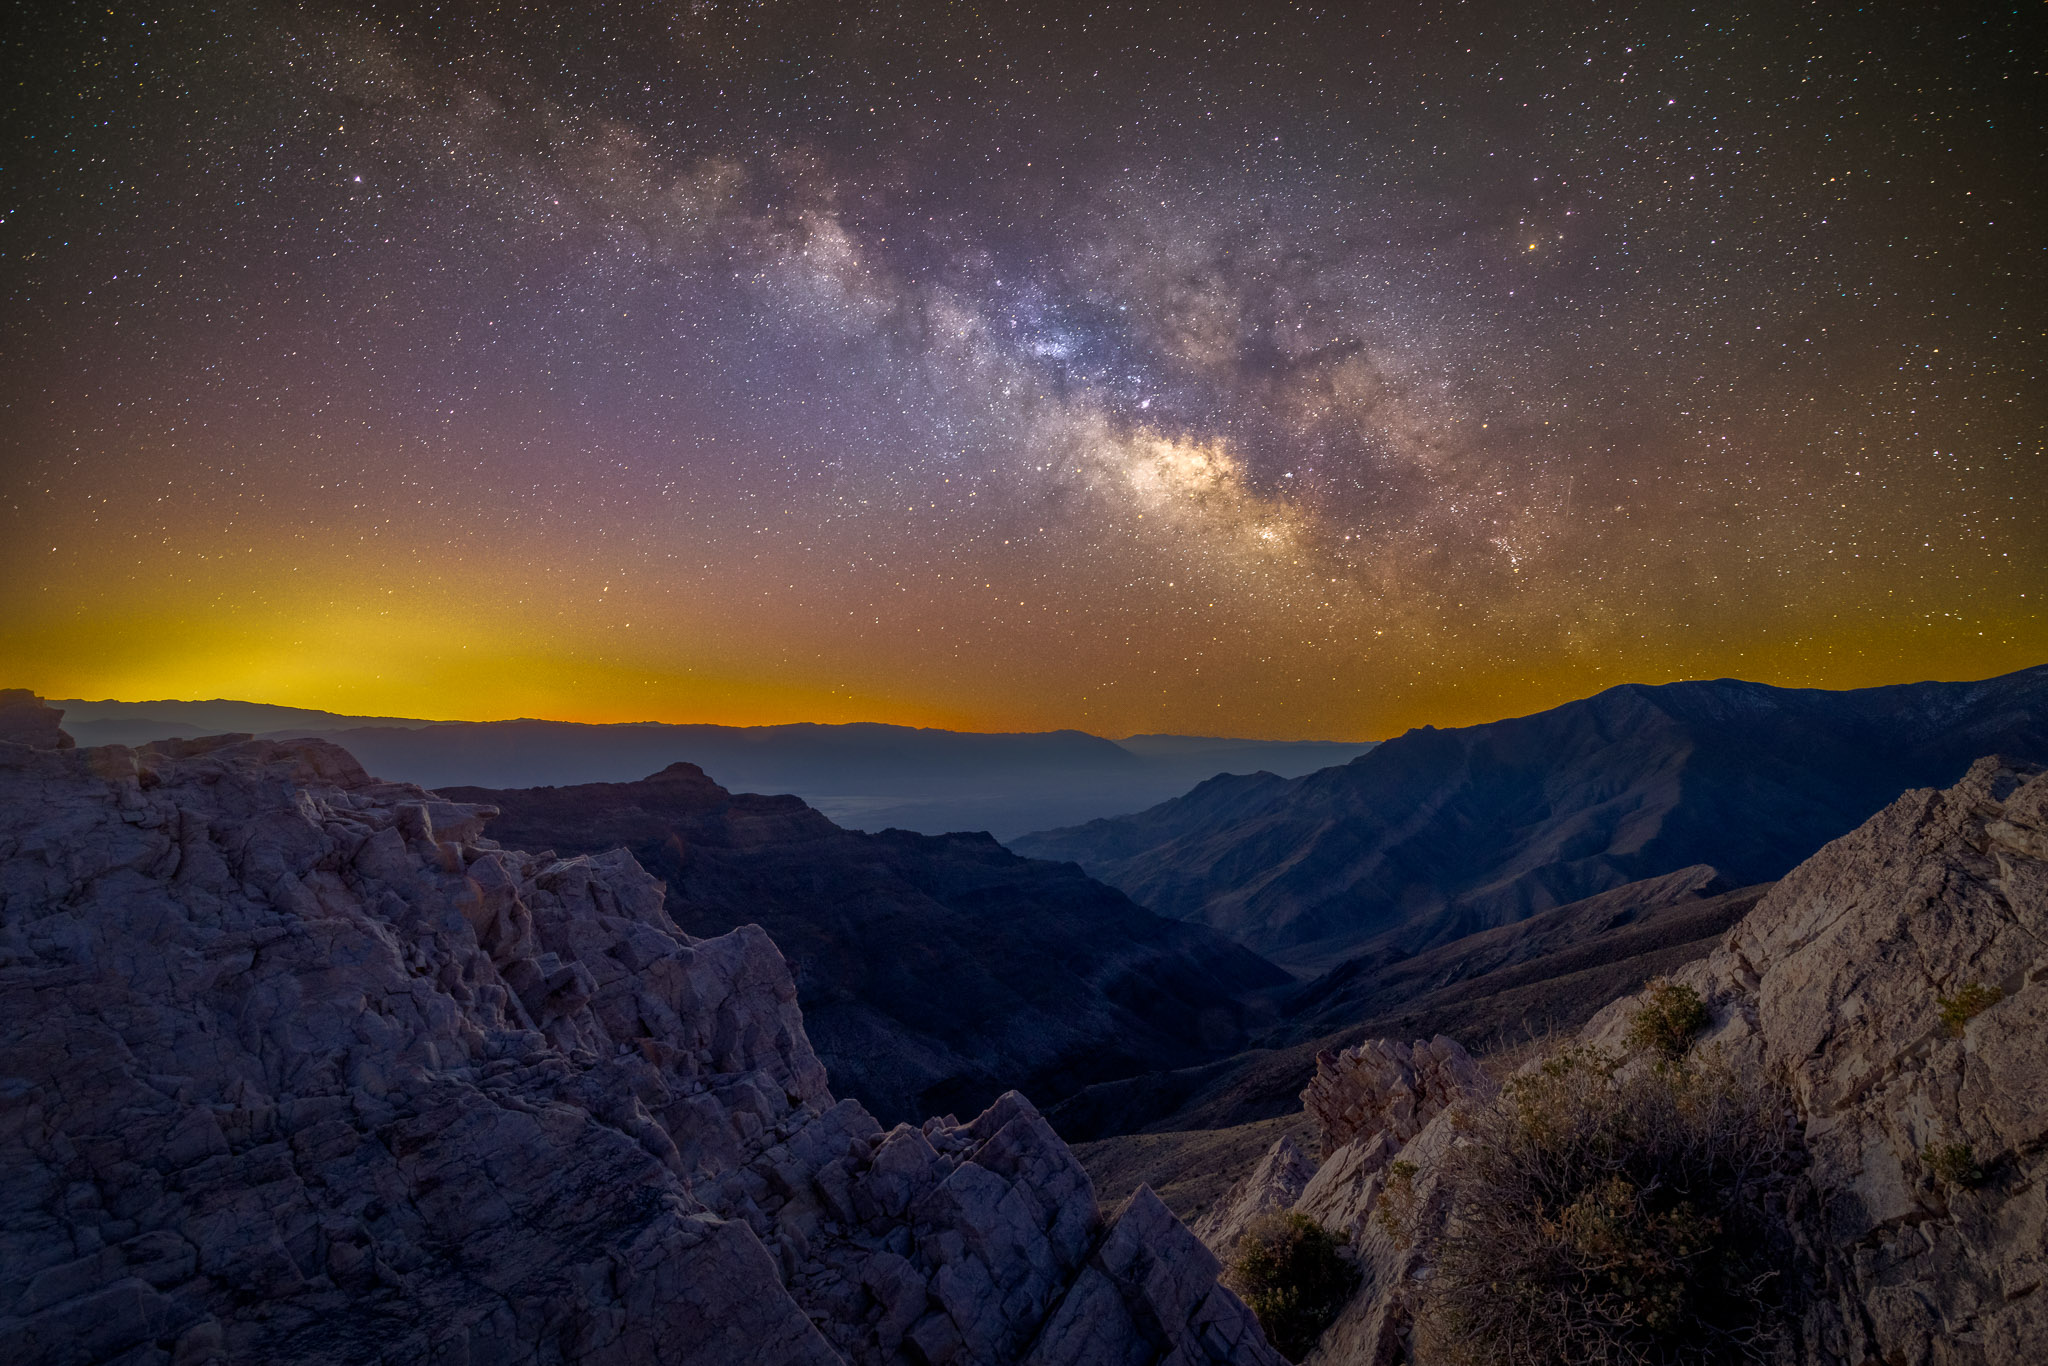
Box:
(51, 700, 1372, 838)
(1010, 664, 2048, 972)
(49, 697, 448, 740)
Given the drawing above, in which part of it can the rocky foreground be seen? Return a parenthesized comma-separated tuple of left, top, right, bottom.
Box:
(1194, 755, 2048, 1364)
(0, 694, 1282, 1366)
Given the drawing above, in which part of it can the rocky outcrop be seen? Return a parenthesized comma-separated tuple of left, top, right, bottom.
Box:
(0, 704, 1283, 1366)
(1300, 1037, 1491, 1163)
(1162, 1037, 1497, 1366)
(1288, 1036, 1494, 1273)
(0, 690, 73, 750)
(1191, 1136, 1315, 1259)
(442, 764, 1288, 1125)
(1573, 754, 2048, 1366)
(1230, 756, 2048, 1364)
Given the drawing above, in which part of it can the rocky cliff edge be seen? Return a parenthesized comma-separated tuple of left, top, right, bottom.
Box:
(0, 698, 1283, 1366)
(1196, 755, 2048, 1365)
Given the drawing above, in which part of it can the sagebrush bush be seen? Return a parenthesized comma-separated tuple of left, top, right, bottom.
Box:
(1625, 979, 1711, 1060)
(1922, 1139, 1982, 1189)
(1374, 1158, 1420, 1241)
(1936, 982, 2002, 1036)
(1422, 1048, 1799, 1366)
(1225, 1210, 1360, 1362)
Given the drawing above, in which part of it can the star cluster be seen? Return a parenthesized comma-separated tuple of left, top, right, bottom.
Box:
(3, 1, 2041, 735)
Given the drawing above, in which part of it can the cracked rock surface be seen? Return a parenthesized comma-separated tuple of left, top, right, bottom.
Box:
(0, 703, 1282, 1366)
(1578, 753, 2048, 1366)
(1204, 756, 2048, 1365)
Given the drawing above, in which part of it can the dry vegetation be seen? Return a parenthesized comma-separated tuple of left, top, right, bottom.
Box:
(1421, 1046, 1801, 1366)
(1936, 982, 2003, 1036)
(1224, 1211, 1360, 1363)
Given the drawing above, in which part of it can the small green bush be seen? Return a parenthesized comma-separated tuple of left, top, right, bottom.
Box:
(1226, 1210, 1360, 1362)
(1374, 1159, 1420, 1240)
(1625, 979, 1711, 1060)
(1922, 1140, 1982, 1189)
(1935, 983, 2002, 1036)
(1423, 1048, 1798, 1365)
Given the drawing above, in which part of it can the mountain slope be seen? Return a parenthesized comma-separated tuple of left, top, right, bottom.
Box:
(1011, 665, 2048, 970)
(441, 764, 1290, 1124)
(1045, 869, 1768, 1144)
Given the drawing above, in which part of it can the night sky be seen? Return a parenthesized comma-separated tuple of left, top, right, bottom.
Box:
(5, 1, 2043, 737)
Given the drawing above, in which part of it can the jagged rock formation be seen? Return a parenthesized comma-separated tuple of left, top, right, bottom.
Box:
(0, 707, 1283, 1366)
(0, 691, 73, 750)
(1289, 1036, 1495, 1269)
(1190, 1137, 1315, 1259)
(1299, 1037, 1492, 1163)
(1013, 666, 2048, 973)
(1574, 753, 2048, 1366)
(1204, 756, 2048, 1364)
(440, 764, 1287, 1125)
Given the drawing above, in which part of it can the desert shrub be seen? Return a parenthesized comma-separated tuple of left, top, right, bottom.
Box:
(1935, 982, 2002, 1036)
(1422, 1048, 1799, 1366)
(1625, 979, 1711, 1060)
(1226, 1210, 1361, 1362)
(1375, 1158, 1421, 1240)
(1922, 1139, 1982, 1189)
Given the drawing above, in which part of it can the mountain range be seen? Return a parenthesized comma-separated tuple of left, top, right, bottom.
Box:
(1011, 664, 2048, 973)
(50, 699, 1371, 839)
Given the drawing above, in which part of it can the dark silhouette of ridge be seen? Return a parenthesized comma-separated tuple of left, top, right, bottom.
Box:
(1011, 665, 2048, 972)
(441, 762, 1290, 1124)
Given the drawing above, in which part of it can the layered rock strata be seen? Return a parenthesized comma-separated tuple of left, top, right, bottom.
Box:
(0, 713, 1282, 1366)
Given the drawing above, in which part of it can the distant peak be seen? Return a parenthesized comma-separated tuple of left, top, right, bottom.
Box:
(645, 761, 713, 782)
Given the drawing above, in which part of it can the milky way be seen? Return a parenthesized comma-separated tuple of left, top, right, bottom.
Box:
(4, 2, 2042, 735)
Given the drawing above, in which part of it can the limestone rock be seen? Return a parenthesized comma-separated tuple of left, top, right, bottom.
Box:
(1289, 1036, 1493, 1275)
(1581, 754, 2048, 1366)
(0, 724, 1280, 1365)
(1301, 1036, 1492, 1161)
(1291, 756, 2048, 1364)
(1300, 1111, 1464, 1366)
(1191, 1136, 1315, 1259)
(1027, 1186, 1285, 1366)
